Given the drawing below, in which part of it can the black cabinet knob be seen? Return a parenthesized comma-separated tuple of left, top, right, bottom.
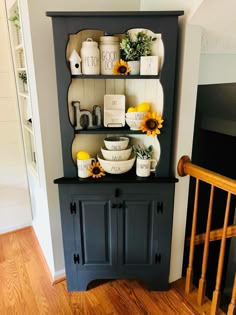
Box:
(112, 204, 117, 208)
(115, 188, 121, 197)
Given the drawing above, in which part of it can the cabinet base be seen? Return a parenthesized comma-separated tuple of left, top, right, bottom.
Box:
(66, 271, 169, 292)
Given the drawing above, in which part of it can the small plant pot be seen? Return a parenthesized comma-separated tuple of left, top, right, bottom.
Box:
(127, 60, 140, 75)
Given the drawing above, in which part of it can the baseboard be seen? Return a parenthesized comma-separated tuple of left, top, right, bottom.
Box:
(0, 223, 32, 235)
(0, 224, 66, 285)
(52, 269, 66, 284)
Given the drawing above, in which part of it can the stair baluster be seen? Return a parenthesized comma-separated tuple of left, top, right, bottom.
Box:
(185, 178, 199, 294)
(211, 192, 232, 315)
(198, 185, 215, 306)
(227, 273, 236, 315)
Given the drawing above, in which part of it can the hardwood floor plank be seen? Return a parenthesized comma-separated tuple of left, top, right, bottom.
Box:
(107, 279, 161, 314)
(151, 289, 197, 315)
(88, 280, 121, 315)
(0, 227, 199, 315)
(0, 259, 28, 314)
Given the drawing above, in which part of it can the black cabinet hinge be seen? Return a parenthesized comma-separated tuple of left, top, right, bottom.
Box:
(157, 202, 163, 214)
(70, 202, 76, 214)
(155, 253, 161, 264)
(73, 253, 80, 264)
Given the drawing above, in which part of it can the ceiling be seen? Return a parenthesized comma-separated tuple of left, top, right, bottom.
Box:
(189, 0, 236, 53)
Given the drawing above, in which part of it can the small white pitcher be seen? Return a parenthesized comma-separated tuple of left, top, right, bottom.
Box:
(77, 158, 96, 178)
(136, 158, 157, 177)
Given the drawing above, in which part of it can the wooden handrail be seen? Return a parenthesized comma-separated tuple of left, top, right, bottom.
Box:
(178, 156, 236, 195)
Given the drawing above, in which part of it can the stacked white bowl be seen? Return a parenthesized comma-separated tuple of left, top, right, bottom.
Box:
(98, 136, 136, 174)
(125, 111, 148, 130)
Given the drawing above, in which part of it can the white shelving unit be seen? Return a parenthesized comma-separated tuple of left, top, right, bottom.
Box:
(7, 0, 38, 175)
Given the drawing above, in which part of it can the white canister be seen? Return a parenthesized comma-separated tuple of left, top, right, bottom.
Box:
(100, 36, 120, 75)
(80, 38, 100, 75)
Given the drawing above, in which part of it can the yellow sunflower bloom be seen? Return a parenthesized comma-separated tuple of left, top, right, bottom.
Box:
(140, 111, 164, 136)
(113, 59, 130, 75)
(88, 161, 105, 179)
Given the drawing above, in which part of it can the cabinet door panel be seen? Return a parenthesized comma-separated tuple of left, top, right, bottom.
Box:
(122, 200, 153, 265)
(77, 200, 113, 265)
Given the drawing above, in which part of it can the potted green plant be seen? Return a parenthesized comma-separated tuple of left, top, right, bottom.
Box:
(132, 144, 153, 160)
(18, 71, 27, 92)
(9, 9, 20, 29)
(9, 8, 21, 44)
(132, 145, 157, 177)
(120, 31, 155, 75)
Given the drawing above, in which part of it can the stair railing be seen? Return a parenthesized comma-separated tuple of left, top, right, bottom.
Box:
(178, 156, 236, 315)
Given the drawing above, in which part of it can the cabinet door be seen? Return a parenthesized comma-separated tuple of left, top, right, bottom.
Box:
(116, 183, 175, 290)
(73, 195, 117, 269)
(120, 199, 154, 266)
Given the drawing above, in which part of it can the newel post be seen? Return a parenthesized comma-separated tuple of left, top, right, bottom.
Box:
(177, 155, 191, 177)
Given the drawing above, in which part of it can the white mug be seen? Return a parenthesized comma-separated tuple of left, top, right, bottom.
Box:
(136, 158, 157, 177)
(77, 158, 96, 178)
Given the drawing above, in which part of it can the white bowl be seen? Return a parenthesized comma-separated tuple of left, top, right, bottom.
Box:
(125, 118, 143, 130)
(104, 136, 129, 150)
(125, 111, 148, 120)
(97, 154, 136, 174)
(101, 146, 132, 161)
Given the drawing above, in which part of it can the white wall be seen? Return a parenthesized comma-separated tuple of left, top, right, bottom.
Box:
(140, 0, 203, 282)
(0, 0, 32, 233)
(199, 54, 236, 84)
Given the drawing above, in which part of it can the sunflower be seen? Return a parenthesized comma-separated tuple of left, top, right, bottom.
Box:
(140, 112, 164, 136)
(88, 161, 105, 179)
(113, 59, 130, 75)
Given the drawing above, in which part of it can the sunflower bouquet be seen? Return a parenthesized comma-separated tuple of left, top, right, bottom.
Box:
(113, 59, 131, 75)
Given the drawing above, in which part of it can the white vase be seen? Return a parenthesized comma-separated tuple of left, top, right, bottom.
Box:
(127, 60, 140, 75)
(151, 33, 164, 72)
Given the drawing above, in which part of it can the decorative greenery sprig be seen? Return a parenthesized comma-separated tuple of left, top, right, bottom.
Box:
(9, 9, 20, 29)
(18, 71, 27, 84)
(132, 145, 153, 160)
(120, 31, 155, 61)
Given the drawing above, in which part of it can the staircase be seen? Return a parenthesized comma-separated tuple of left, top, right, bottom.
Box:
(175, 156, 236, 315)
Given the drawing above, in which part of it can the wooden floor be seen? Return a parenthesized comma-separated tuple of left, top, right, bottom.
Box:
(0, 227, 198, 315)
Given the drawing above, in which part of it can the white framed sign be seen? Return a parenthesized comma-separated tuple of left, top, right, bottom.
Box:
(140, 56, 159, 75)
(104, 94, 125, 127)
